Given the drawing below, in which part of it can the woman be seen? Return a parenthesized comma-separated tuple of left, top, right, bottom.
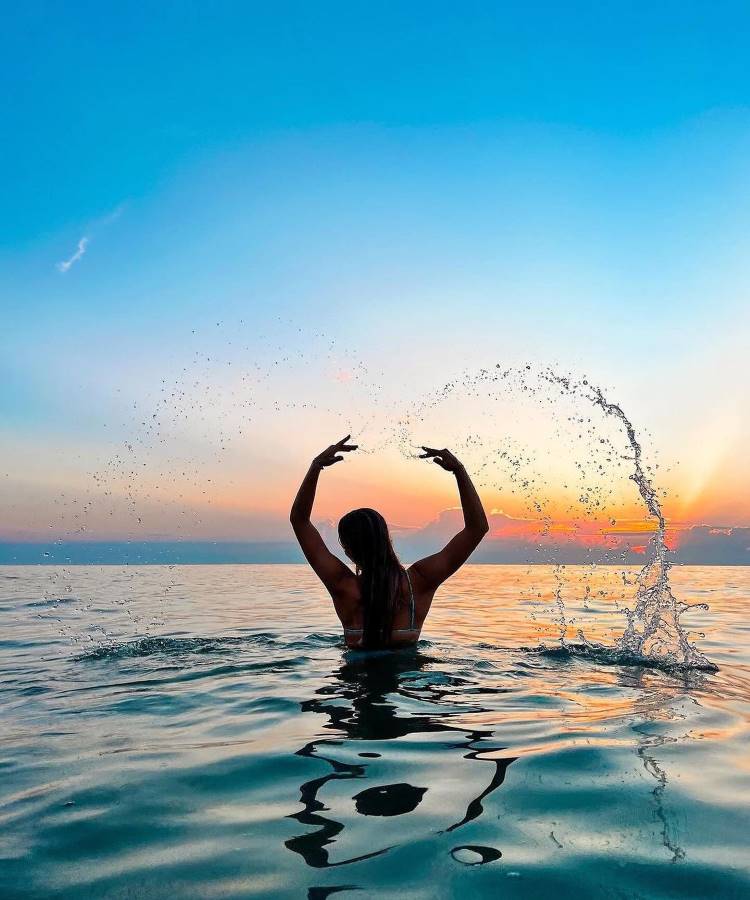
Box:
(290, 435, 489, 649)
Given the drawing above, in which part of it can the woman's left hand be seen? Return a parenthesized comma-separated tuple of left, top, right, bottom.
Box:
(419, 446, 463, 472)
(313, 435, 358, 469)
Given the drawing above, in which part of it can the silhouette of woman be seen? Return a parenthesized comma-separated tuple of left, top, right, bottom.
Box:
(290, 436, 489, 649)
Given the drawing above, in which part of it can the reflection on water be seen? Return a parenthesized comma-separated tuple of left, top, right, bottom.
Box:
(1, 564, 749, 899)
(286, 651, 517, 868)
(636, 730, 685, 863)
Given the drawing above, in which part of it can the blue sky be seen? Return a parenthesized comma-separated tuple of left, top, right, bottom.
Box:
(2, 2, 749, 542)
(4, 2, 750, 241)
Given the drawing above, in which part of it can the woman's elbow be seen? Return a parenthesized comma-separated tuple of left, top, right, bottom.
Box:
(473, 519, 490, 539)
(465, 521, 489, 542)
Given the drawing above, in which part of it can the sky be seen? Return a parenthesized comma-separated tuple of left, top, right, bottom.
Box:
(2, 3, 749, 561)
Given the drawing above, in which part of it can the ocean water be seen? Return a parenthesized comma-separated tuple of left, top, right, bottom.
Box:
(1, 564, 749, 899)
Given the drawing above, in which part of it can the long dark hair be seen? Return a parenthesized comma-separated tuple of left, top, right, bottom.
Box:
(338, 507, 405, 649)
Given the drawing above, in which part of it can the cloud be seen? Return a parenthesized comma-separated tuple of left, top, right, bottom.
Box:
(54, 202, 126, 274)
(673, 525, 750, 564)
(56, 236, 89, 273)
(393, 508, 750, 565)
(100, 203, 125, 226)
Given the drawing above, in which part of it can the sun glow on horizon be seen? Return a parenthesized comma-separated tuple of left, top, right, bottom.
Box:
(3, 6, 749, 551)
(2, 323, 748, 548)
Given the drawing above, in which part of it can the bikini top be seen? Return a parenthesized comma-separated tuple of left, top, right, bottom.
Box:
(343, 568, 417, 637)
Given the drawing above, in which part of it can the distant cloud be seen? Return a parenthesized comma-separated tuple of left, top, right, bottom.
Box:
(54, 202, 126, 274)
(100, 203, 126, 227)
(56, 236, 89, 273)
(393, 508, 750, 565)
(674, 525, 750, 565)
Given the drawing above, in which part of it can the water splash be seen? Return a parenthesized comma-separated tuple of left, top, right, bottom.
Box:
(398, 364, 716, 672)
(73, 634, 279, 660)
(586, 384, 715, 670)
(527, 373, 716, 671)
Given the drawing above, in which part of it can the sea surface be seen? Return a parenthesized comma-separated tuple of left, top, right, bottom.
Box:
(1, 564, 749, 899)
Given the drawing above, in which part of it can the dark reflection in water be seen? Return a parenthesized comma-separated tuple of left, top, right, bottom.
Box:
(307, 886, 360, 899)
(286, 649, 517, 870)
(353, 782, 427, 816)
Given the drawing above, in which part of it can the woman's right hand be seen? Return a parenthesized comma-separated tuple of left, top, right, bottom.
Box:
(419, 446, 463, 472)
(313, 435, 358, 469)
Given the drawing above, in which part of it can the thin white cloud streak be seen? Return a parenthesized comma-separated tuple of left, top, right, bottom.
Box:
(56, 236, 89, 273)
(54, 202, 126, 274)
(100, 203, 126, 226)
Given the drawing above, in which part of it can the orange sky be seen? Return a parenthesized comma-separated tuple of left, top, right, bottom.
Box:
(1, 330, 748, 543)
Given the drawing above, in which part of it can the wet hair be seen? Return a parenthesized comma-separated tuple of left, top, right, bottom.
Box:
(337, 507, 405, 649)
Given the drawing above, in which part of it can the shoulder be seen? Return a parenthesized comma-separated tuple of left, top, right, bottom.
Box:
(406, 560, 425, 581)
(406, 562, 434, 596)
(328, 568, 359, 605)
(328, 569, 360, 625)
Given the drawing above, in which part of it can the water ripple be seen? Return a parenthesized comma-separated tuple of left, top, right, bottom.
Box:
(0, 564, 748, 899)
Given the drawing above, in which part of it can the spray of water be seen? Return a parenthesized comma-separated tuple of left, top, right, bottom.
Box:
(587, 384, 715, 670)
(524, 371, 714, 670)
(397, 364, 717, 671)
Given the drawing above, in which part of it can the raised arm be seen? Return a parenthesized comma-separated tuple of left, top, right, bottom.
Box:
(411, 447, 489, 589)
(290, 435, 358, 592)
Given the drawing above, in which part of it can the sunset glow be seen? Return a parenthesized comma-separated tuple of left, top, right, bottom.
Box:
(1, 6, 748, 563)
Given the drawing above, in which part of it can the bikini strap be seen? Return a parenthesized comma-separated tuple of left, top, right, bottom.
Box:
(404, 568, 415, 630)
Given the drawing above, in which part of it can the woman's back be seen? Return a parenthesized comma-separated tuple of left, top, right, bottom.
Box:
(289, 437, 489, 650)
(338, 567, 421, 649)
